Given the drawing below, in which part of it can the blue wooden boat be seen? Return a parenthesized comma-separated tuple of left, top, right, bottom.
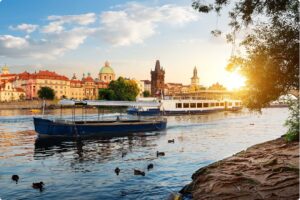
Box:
(34, 100, 167, 137)
(33, 117, 167, 137)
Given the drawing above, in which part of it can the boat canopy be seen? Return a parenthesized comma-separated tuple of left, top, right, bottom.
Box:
(59, 99, 161, 107)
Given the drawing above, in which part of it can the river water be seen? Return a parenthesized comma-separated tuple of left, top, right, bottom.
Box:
(0, 108, 288, 199)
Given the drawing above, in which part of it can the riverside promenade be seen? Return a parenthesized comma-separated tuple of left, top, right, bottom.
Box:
(0, 100, 57, 110)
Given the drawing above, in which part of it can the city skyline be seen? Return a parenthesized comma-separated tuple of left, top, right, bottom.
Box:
(0, 0, 245, 89)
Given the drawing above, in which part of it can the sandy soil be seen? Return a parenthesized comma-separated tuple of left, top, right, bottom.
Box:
(180, 137, 299, 200)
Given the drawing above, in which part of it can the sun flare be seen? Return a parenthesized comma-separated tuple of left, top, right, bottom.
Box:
(224, 71, 246, 90)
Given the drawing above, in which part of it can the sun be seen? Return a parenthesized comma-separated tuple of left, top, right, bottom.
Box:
(224, 71, 246, 90)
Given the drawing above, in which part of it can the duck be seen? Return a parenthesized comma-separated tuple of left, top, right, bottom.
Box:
(115, 167, 120, 175)
(168, 139, 175, 143)
(147, 163, 154, 170)
(32, 182, 44, 191)
(134, 169, 145, 176)
(11, 175, 19, 183)
(121, 151, 127, 158)
(156, 151, 165, 157)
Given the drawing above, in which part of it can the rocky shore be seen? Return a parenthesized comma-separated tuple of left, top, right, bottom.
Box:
(180, 137, 299, 200)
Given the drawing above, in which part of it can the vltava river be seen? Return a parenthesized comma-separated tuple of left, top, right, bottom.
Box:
(0, 108, 288, 199)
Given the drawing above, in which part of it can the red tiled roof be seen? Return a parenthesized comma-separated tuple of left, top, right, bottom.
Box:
(70, 79, 82, 84)
(17, 70, 69, 81)
(0, 73, 16, 77)
(15, 88, 24, 92)
(83, 76, 94, 82)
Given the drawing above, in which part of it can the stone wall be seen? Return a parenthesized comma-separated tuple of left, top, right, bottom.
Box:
(0, 100, 58, 110)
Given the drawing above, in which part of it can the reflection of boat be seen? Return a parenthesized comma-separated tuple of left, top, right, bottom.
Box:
(128, 98, 242, 116)
(34, 100, 167, 137)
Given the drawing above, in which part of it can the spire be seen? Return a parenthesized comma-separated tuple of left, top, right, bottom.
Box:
(193, 66, 198, 78)
(87, 72, 91, 77)
(104, 61, 110, 67)
(72, 73, 77, 80)
(155, 60, 160, 71)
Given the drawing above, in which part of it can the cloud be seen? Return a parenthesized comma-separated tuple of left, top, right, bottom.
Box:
(42, 13, 96, 33)
(98, 3, 199, 46)
(9, 23, 38, 33)
(0, 28, 93, 58)
(0, 3, 200, 58)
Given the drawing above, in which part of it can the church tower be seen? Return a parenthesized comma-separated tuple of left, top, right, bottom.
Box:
(191, 66, 199, 87)
(151, 60, 165, 96)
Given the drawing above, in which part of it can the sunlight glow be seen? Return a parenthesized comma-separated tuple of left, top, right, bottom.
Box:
(224, 71, 246, 91)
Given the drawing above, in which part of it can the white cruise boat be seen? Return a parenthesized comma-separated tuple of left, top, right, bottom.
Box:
(127, 97, 242, 116)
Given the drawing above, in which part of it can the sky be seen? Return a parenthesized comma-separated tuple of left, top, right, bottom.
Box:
(0, 0, 244, 89)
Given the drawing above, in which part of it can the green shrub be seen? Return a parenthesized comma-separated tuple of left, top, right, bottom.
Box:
(284, 99, 299, 142)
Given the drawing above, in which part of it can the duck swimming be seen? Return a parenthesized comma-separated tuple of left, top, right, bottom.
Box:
(147, 163, 154, 170)
(11, 175, 19, 183)
(168, 139, 175, 143)
(32, 182, 44, 191)
(115, 167, 120, 175)
(134, 169, 145, 176)
(156, 151, 165, 157)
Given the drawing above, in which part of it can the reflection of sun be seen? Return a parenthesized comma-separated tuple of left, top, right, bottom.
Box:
(225, 71, 245, 90)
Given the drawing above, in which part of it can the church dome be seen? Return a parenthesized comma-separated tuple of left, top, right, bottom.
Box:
(99, 61, 115, 74)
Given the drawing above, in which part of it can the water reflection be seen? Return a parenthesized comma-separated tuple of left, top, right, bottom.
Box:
(34, 133, 165, 164)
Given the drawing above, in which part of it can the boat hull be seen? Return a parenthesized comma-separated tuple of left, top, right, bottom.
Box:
(33, 117, 167, 137)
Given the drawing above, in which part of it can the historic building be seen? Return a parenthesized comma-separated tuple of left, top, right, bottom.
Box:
(99, 61, 115, 83)
(140, 80, 151, 94)
(151, 60, 165, 96)
(0, 62, 114, 101)
(0, 78, 25, 101)
(190, 66, 200, 91)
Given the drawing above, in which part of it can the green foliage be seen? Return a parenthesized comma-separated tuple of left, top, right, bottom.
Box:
(284, 100, 299, 142)
(143, 91, 150, 97)
(99, 88, 116, 100)
(98, 77, 139, 101)
(37, 87, 55, 100)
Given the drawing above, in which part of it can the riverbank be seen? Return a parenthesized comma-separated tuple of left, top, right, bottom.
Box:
(0, 100, 58, 110)
(180, 137, 299, 199)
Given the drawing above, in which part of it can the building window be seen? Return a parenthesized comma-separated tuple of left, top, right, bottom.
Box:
(183, 103, 189, 108)
(210, 103, 215, 107)
(204, 103, 209, 107)
(104, 76, 106, 80)
(190, 103, 196, 108)
(235, 102, 239, 106)
(228, 102, 232, 106)
(220, 102, 224, 106)
(197, 103, 202, 108)
(216, 102, 220, 106)
(176, 103, 182, 108)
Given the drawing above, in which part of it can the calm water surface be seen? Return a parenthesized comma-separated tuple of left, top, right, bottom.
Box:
(0, 108, 288, 199)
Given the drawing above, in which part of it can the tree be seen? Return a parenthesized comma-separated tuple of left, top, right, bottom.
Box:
(193, 0, 299, 140)
(99, 77, 140, 101)
(143, 91, 150, 97)
(38, 87, 55, 100)
(208, 82, 227, 90)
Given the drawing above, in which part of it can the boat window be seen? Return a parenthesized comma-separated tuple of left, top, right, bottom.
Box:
(216, 102, 220, 106)
(203, 103, 209, 107)
(220, 102, 224, 106)
(197, 103, 202, 108)
(183, 103, 189, 108)
(210, 103, 215, 107)
(176, 103, 182, 108)
(190, 103, 196, 108)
